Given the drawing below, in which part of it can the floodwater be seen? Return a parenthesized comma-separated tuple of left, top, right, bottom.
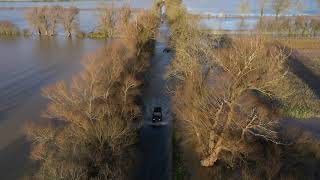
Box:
(1, 0, 319, 32)
(134, 21, 172, 180)
(184, 0, 320, 16)
(0, 0, 154, 33)
(183, 0, 320, 30)
(0, 37, 105, 179)
(0, 0, 319, 179)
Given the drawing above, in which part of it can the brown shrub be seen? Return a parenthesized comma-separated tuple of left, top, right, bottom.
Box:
(0, 20, 20, 36)
(26, 5, 159, 179)
(27, 41, 140, 179)
(96, 6, 117, 38)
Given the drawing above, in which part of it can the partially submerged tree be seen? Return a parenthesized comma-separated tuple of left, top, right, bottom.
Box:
(47, 6, 61, 36)
(60, 7, 79, 37)
(25, 6, 77, 36)
(96, 6, 117, 38)
(25, 7, 46, 35)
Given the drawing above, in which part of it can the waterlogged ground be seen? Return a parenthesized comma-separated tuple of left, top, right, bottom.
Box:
(0, 37, 104, 179)
(183, 0, 320, 30)
(184, 0, 320, 16)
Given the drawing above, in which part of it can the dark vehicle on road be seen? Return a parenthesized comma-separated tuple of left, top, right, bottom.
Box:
(152, 107, 162, 123)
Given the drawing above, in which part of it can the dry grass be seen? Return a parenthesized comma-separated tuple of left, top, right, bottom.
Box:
(274, 38, 320, 118)
(279, 39, 320, 51)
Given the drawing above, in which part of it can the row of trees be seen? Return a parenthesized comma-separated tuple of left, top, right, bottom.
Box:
(25, 6, 79, 37)
(1, 5, 146, 38)
(256, 16, 320, 36)
(26, 5, 160, 180)
(240, 0, 301, 18)
(237, 0, 320, 36)
(166, 0, 320, 179)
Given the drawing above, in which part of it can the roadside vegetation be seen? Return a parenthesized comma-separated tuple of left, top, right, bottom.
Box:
(166, 0, 320, 179)
(25, 5, 159, 180)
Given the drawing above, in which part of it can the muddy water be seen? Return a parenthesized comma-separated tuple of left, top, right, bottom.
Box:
(0, 37, 105, 179)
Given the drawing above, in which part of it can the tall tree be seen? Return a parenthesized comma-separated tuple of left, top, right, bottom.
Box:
(259, 0, 268, 17)
(272, 0, 291, 20)
(239, 0, 250, 30)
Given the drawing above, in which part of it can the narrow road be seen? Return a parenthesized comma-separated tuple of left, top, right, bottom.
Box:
(135, 20, 173, 180)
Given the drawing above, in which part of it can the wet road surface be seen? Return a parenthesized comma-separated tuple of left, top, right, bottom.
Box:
(135, 21, 173, 180)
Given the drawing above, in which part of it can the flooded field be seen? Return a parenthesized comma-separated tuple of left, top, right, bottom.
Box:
(184, 0, 320, 16)
(0, 37, 104, 179)
(0, 0, 319, 31)
(183, 0, 320, 30)
(0, 0, 319, 179)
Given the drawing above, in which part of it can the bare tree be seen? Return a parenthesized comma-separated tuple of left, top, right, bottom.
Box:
(167, 0, 292, 168)
(25, 7, 45, 35)
(60, 7, 79, 37)
(239, 0, 250, 30)
(97, 6, 116, 38)
(47, 6, 61, 36)
(259, 0, 269, 17)
(272, 0, 291, 20)
(25, 6, 61, 36)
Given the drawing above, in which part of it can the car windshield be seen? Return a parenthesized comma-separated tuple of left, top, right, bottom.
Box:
(153, 112, 162, 116)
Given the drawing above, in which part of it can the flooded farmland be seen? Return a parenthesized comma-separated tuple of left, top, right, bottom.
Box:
(0, 37, 105, 179)
(0, 0, 319, 179)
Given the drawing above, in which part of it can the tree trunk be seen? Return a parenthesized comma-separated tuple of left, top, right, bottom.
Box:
(200, 104, 233, 167)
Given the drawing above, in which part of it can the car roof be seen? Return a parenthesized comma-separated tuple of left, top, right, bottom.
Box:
(153, 107, 162, 112)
